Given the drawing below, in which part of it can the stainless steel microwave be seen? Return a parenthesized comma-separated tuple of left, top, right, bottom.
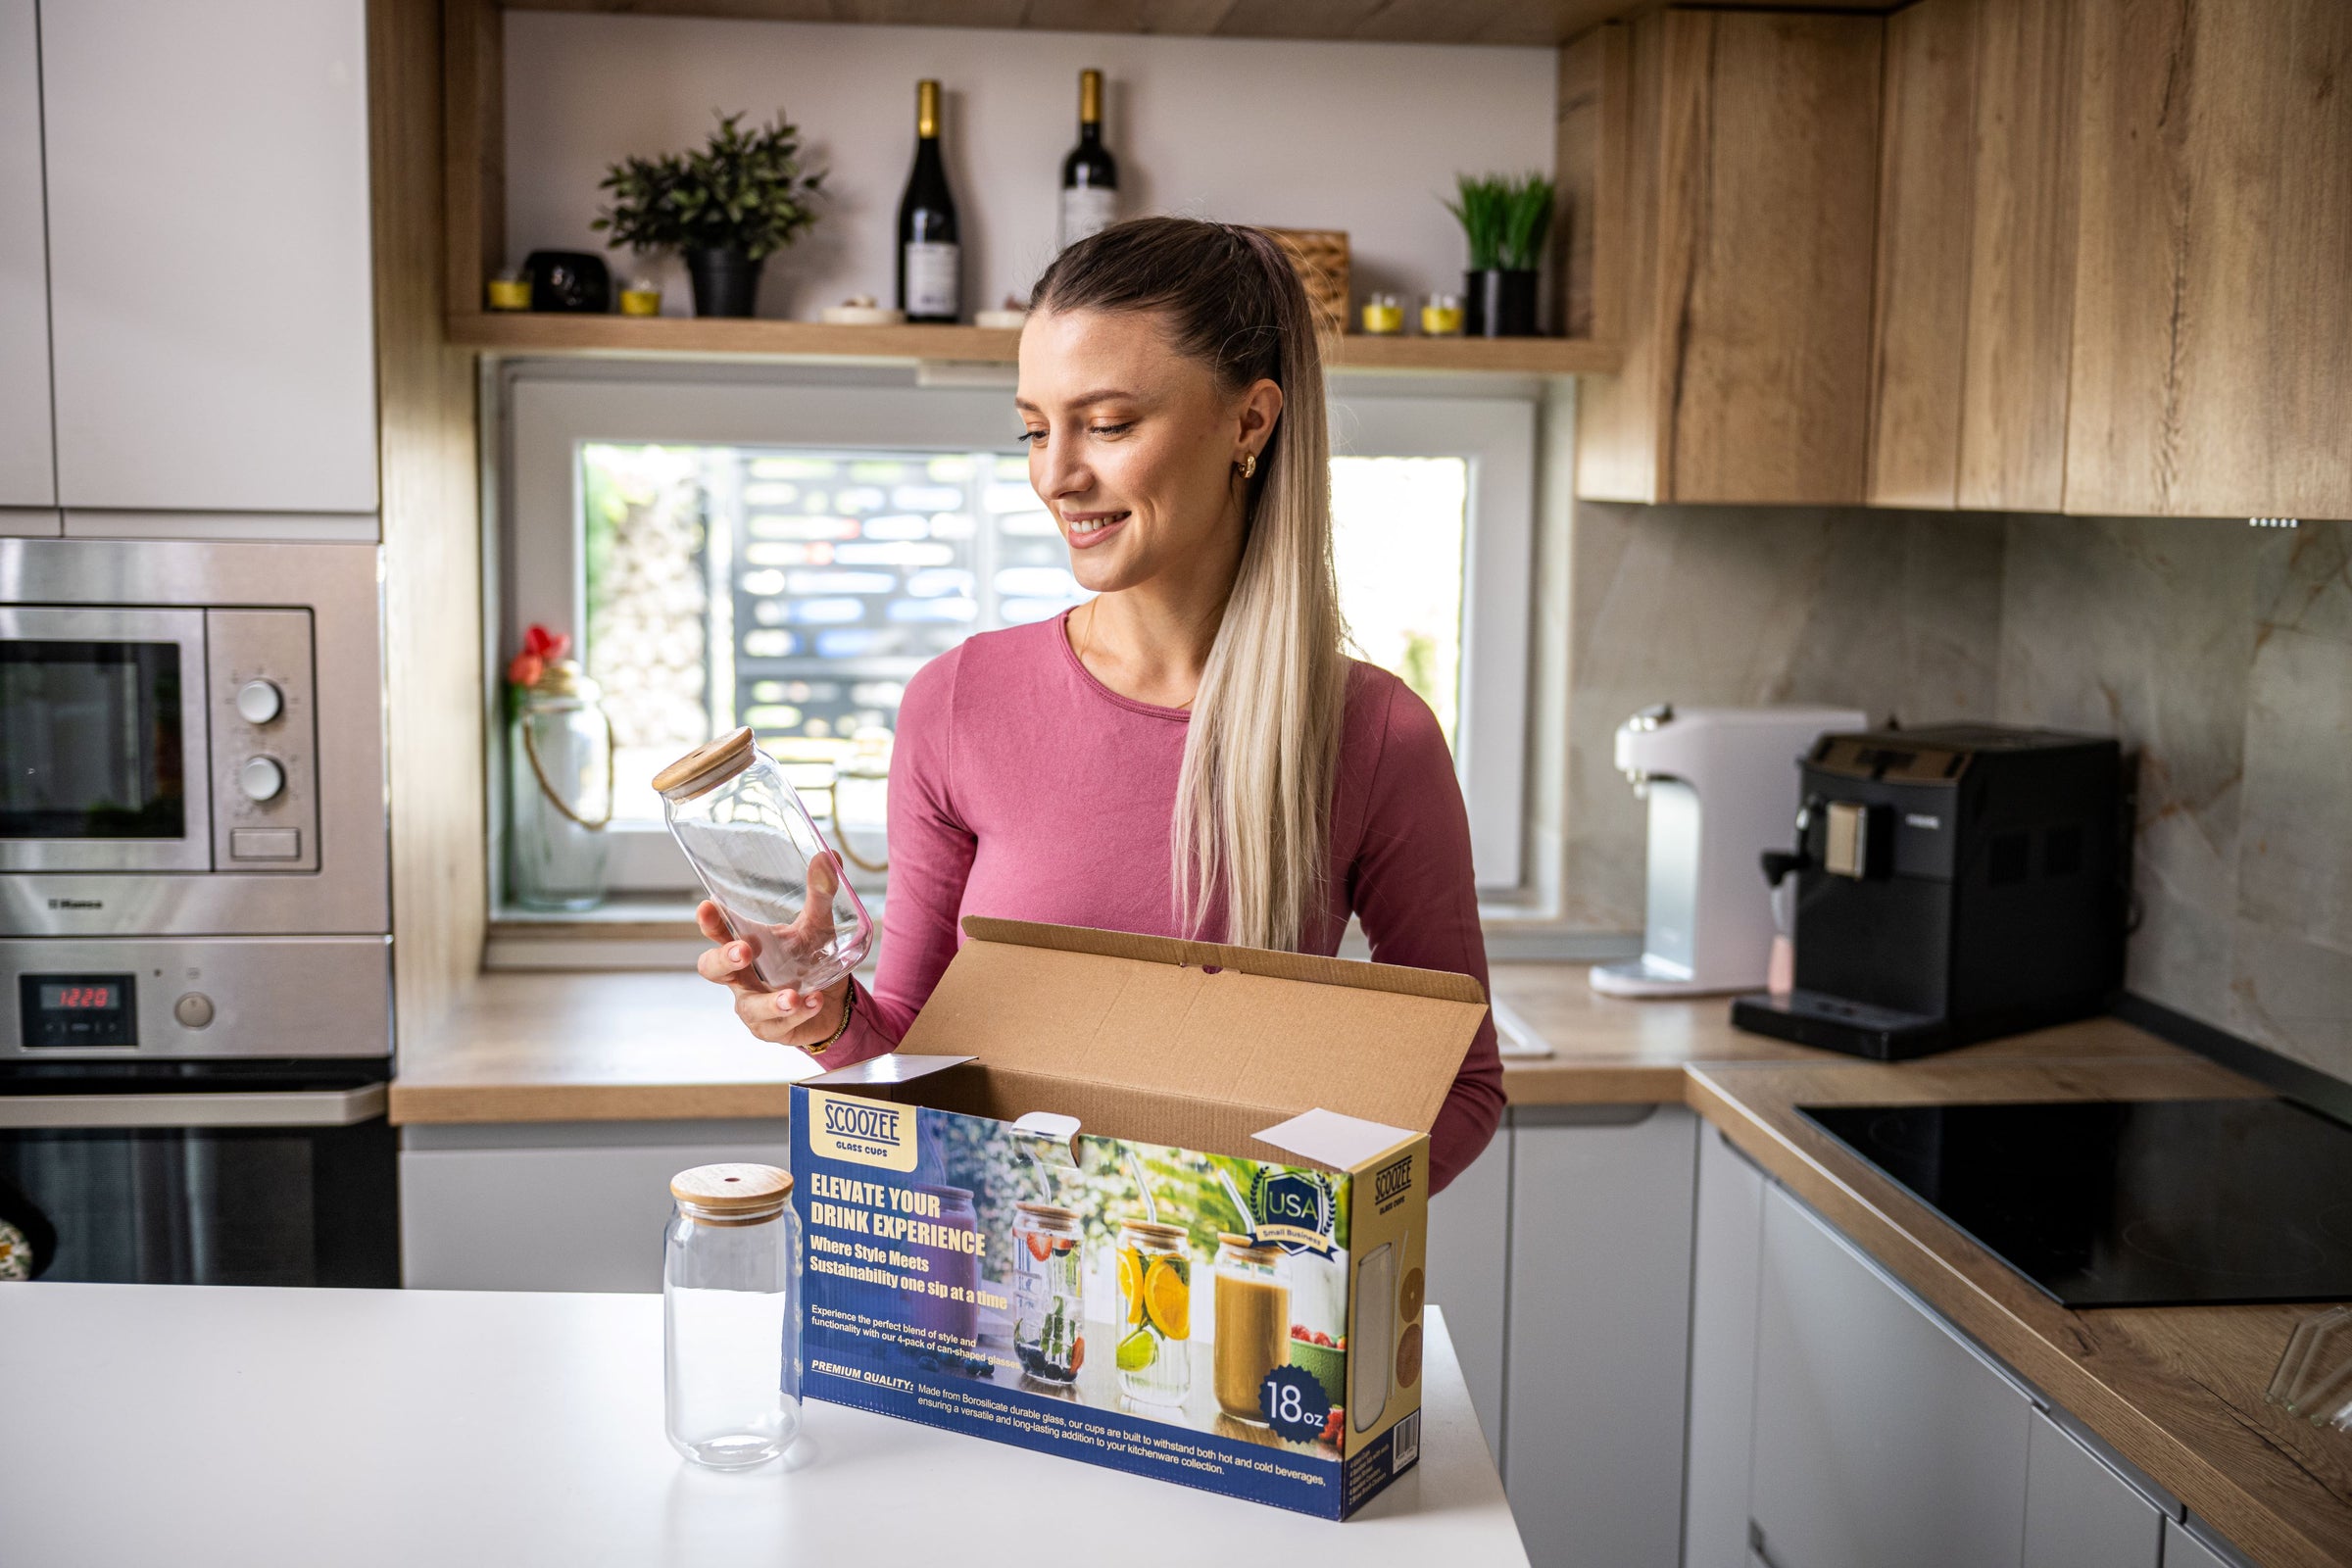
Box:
(0, 537, 390, 1060)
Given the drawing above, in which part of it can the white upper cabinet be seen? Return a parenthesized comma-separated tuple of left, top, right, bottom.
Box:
(41, 0, 376, 513)
(0, 0, 54, 507)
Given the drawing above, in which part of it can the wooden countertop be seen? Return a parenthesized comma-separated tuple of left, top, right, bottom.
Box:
(1690, 1054, 2352, 1568)
(389, 962, 2204, 1124)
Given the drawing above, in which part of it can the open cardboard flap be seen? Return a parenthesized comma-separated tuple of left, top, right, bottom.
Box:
(850, 917, 1488, 1168)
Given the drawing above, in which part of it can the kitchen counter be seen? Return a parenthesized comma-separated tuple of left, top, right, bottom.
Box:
(1690, 1054, 2352, 1568)
(0, 1286, 1524, 1565)
(390, 962, 2205, 1123)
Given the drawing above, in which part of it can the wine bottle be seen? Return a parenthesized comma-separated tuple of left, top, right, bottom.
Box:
(897, 79, 961, 323)
(1058, 69, 1118, 251)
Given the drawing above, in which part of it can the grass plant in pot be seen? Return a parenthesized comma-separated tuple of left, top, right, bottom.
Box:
(594, 111, 825, 319)
(1446, 173, 1554, 338)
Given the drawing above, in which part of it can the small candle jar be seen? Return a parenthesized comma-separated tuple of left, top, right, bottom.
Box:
(1421, 293, 1465, 337)
(485, 271, 532, 312)
(620, 278, 662, 317)
(1358, 293, 1404, 336)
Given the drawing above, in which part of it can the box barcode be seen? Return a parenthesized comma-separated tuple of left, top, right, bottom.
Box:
(1392, 1409, 1420, 1471)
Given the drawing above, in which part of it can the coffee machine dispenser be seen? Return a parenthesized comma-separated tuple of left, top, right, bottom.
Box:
(1731, 724, 2128, 1057)
(1592, 705, 1868, 998)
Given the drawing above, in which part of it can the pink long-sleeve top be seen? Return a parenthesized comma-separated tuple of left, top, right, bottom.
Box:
(821, 612, 1504, 1193)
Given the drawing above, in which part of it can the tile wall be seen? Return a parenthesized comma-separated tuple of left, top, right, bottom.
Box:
(1564, 505, 2351, 1085)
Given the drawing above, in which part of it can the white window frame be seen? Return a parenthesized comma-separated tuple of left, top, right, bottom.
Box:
(497, 365, 1537, 901)
(1329, 387, 1535, 892)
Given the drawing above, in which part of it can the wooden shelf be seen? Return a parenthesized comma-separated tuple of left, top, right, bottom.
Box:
(497, 0, 1903, 50)
(446, 311, 1621, 376)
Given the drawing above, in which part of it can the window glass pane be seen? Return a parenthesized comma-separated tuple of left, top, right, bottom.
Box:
(1331, 455, 1468, 748)
(581, 443, 1088, 828)
(579, 444, 1472, 854)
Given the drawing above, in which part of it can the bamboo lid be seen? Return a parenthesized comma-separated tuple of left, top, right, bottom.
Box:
(653, 727, 757, 801)
(671, 1162, 793, 1224)
(1217, 1232, 1285, 1262)
(1015, 1201, 1082, 1230)
(1117, 1218, 1190, 1247)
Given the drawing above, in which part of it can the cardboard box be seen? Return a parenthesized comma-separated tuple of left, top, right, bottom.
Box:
(790, 918, 1488, 1519)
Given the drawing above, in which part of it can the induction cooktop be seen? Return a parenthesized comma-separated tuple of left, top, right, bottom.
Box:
(1797, 1098, 2352, 1308)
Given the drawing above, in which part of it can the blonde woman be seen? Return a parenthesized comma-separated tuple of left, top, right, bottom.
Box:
(695, 218, 1502, 1191)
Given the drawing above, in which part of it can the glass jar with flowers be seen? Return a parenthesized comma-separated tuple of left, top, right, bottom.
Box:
(506, 623, 614, 910)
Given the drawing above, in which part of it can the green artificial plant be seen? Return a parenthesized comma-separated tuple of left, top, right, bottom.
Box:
(1445, 172, 1557, 271)
(594, 110, 826, 261)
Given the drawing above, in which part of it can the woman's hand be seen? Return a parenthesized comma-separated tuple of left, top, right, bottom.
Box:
(694, 900, 852, 1050)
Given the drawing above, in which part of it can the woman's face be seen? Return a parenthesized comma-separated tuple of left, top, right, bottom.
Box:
(1015, 306, 1280, 597)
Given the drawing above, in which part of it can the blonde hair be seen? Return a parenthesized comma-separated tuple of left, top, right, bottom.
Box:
(1030, 220, 1348, 951)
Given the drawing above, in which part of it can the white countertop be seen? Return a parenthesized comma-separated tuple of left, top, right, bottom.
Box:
(0, 1285, 1527, 1566)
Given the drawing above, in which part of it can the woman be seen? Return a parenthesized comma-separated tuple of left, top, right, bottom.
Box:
(696, 218, 1502, 1192)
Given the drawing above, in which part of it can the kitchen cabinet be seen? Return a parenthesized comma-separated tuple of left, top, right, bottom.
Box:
(1501, 1104, 1697, 1568)
(2065, 0, 2352, 520)
(1426, 1118, 1510, 1457)
(1684, 1124, 1770, 1568)
(1575, 9, 1885, 506)
(41, 0, 377, 514)
(1865, 0, 2082, 512)
(2163, 1519, 2249, 1568)
(399, 1120, 791, 1292)
(1748, 1182, 2034, 1568)
(0, 0, 52, 510)
(2021, 1409, 2165, 1568)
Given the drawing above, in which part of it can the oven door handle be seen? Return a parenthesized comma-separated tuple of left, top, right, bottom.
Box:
(0, 1084, 387, 1129)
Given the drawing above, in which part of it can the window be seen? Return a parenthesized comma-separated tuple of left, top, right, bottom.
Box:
(500, 368, 1534, 900)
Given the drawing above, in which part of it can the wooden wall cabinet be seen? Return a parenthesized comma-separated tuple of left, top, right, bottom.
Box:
(2066, 0, 2352, 520)
(1574, 9, 1886, 507)
(1869, 0, 2352, 520)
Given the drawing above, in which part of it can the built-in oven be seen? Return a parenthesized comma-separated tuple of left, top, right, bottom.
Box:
(0, 1057, 396, 1285)
(1, 536, 396, 1284)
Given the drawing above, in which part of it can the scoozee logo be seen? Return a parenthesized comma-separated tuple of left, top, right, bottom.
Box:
(1250, 1168, 1335, 1257)
(1373, 1152, 1416, 1208)
(807, 1090, 918, 1172)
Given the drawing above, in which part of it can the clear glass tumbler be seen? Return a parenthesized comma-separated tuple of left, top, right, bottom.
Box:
(655, 728, 874, 994)
(664, 1163, 802, 1468)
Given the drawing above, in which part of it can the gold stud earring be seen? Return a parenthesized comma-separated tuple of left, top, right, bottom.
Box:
(1238, 452, 1257, 480)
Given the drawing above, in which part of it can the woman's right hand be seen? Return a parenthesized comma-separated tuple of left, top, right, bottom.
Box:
(694, 900, 852, 1050)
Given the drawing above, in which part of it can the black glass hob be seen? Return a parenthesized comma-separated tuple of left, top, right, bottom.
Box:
(1797, 1098, 2352, 1308)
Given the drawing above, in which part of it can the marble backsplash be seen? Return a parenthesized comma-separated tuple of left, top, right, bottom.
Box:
(1563, 504, 2351, 1085)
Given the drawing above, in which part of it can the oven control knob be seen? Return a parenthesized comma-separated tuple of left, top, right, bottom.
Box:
(173, 993, 216, 1029)
(240, 756, 286, 802)
(235, 678, 283, 725)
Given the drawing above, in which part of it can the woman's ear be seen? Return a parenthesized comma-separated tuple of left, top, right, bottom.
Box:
(1236, 377, 1285, 465)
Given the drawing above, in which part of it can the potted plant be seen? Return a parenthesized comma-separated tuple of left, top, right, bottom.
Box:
(1445, 172, 1554, 337)
(595, 110, 826, 318)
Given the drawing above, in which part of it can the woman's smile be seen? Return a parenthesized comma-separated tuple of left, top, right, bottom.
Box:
(1060, 508, 1131, 547)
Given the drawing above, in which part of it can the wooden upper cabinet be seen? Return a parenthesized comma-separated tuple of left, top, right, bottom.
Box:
(1865, 0, 1977, 511)
(2065, 0, 2352, 520)
(1866, 0, 2081, 513)
(1576, 9, 1886, 506)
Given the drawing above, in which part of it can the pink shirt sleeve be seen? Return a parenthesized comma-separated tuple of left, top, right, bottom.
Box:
(816, 646, 970, 1067)
(1347, 681, 1506, 1195)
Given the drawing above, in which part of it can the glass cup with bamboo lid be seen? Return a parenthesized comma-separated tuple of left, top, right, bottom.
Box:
(664, 1163, 803, 1467)
(1114, 1218, 1193, 1404)
(1212, 1233, 1294, 1422)
(655, 727, 875, 995)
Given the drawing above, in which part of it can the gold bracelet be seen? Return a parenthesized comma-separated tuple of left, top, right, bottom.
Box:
(806, 981, 857, 1055)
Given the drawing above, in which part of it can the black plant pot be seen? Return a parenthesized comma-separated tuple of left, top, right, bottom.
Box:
(685, 247, 764, 318)
(1463, 269, 1540, 338)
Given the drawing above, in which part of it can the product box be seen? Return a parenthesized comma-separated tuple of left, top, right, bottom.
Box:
(790, 918, 1489, 1519)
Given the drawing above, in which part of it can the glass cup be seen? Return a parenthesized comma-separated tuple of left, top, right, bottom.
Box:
(1212, 1234, 1292, 1422)
(663, 1163, 801, 1468)
(1012, 1202, 1085, 1383)
(1114, 1219, 1192, 1405)
(656, 727, 874, 994)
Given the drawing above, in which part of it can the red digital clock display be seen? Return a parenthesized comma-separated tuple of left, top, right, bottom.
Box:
(39, 983, 120, 1010)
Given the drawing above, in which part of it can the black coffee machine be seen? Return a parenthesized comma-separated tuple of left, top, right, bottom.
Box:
(1732, 724, 2129, 1059)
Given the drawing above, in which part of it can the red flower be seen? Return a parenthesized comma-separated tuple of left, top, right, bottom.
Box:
(508, 623, 571, 689)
